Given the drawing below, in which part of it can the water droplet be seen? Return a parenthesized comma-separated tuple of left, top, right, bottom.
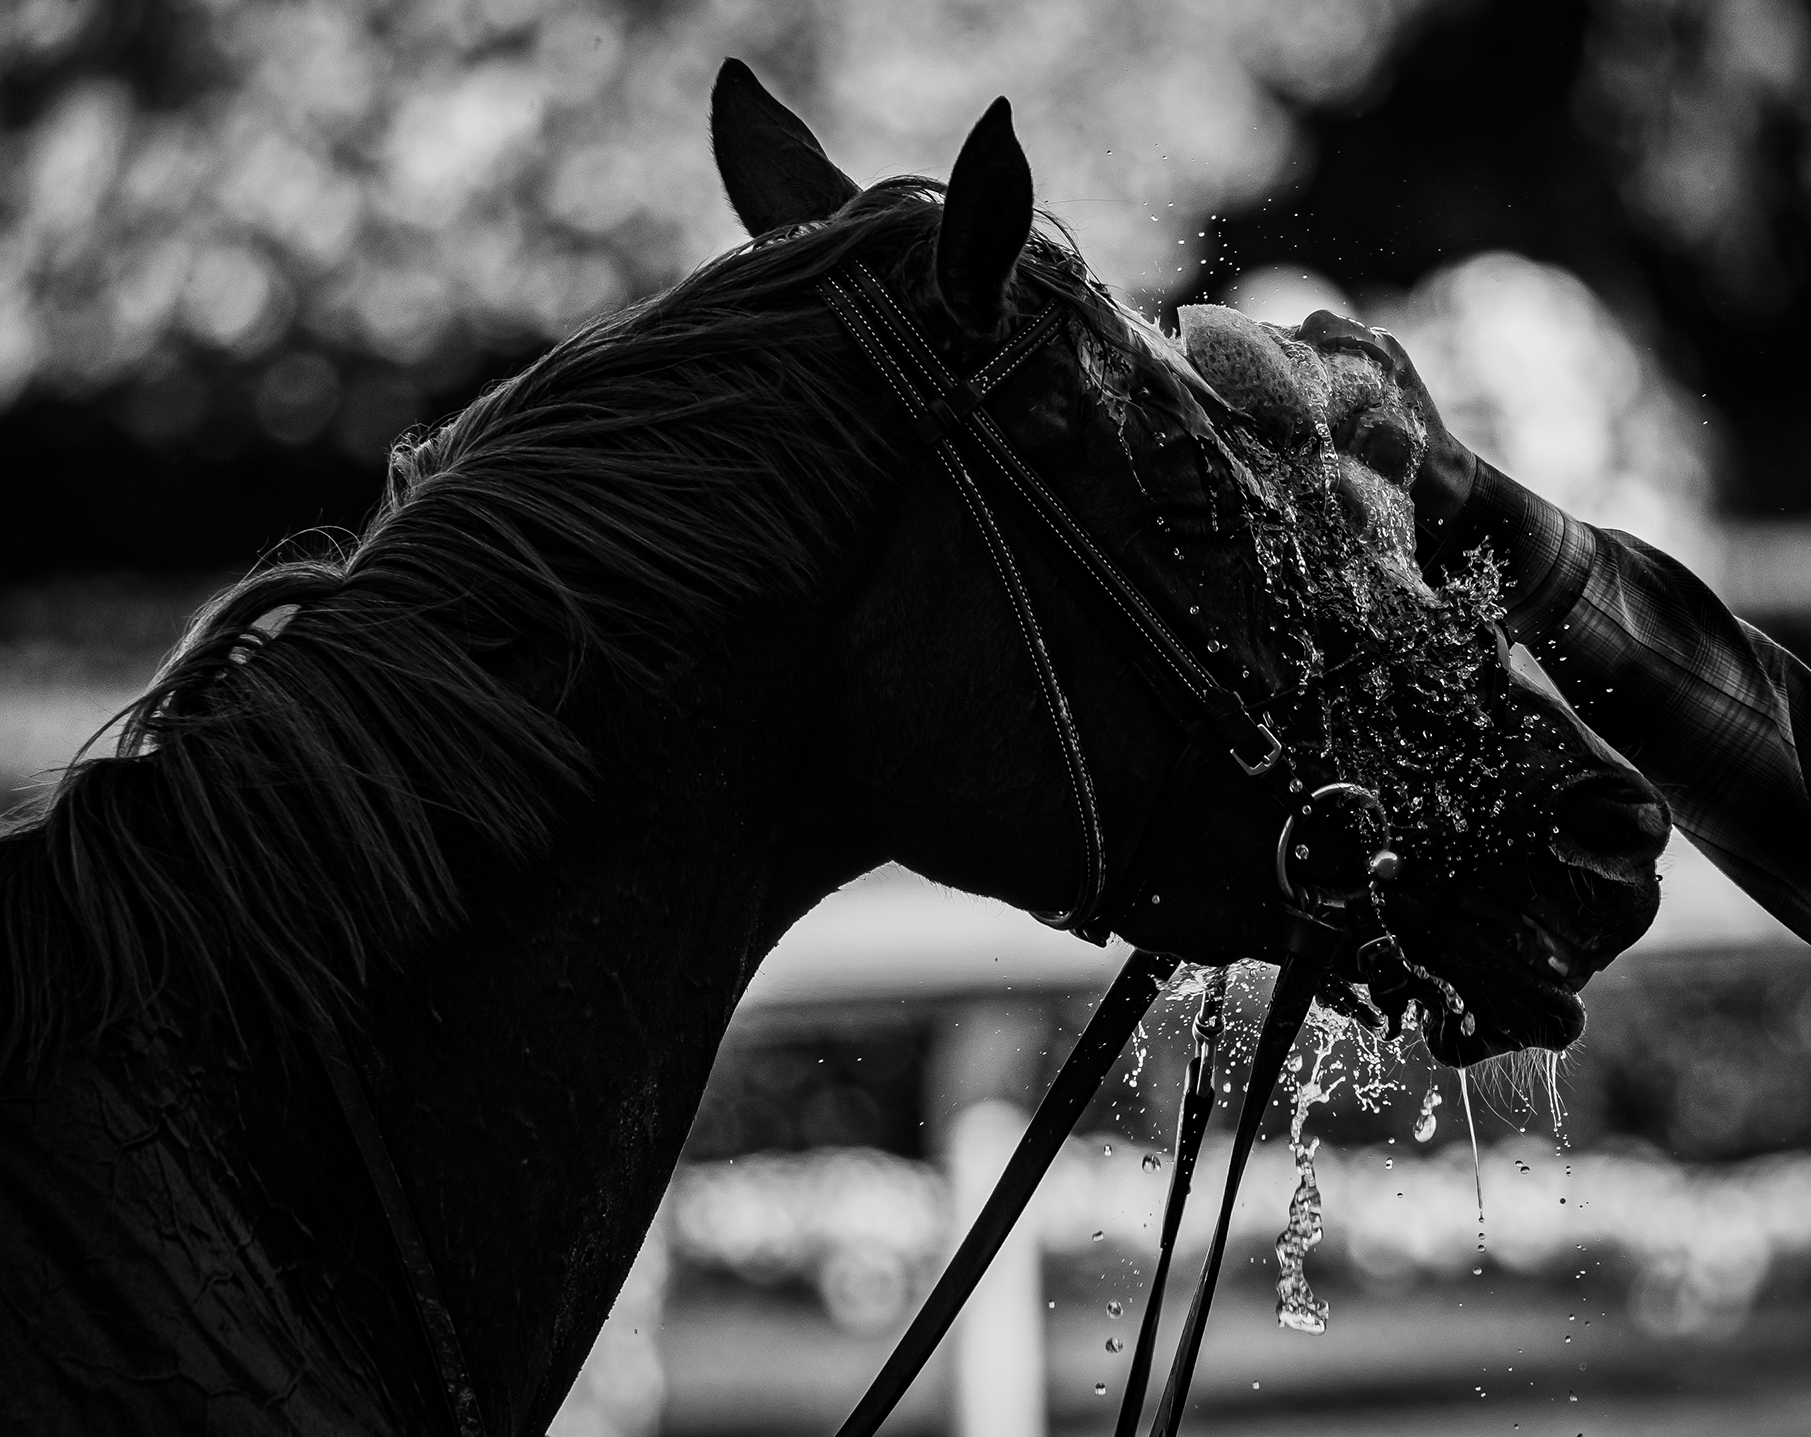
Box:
(1106, 1300, 1123, 1318)
(1106, 1337, 1124, 1353)
(1414, 1082, 1442, 1142)
(1102, 1143, 1113, 1157)
(1094, 1382, 1108, 1396)
(1142, 1152, 1163, 1173)
(1092, 1230, 1105, 1242)
(1384, 1158, 1393, 1169)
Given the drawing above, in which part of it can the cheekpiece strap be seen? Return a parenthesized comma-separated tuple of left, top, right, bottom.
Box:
(820, 266, 1106, 933)
(819, 262, 1300, 938)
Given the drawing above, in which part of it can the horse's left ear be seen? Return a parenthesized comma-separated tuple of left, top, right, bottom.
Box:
(936, 98, 1034, 334)
(711, 58, 860, 237)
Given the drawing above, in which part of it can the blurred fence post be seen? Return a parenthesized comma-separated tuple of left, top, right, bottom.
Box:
(933, 1002, 1049, 1437)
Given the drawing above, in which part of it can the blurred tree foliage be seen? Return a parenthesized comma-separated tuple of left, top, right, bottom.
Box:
(1210, 0, 1811, 519)
(1, 0, 1807, 579)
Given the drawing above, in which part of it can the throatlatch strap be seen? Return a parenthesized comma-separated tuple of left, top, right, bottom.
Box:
(831, 946, 1180, 1437)
(317, 1025, 487, 1437)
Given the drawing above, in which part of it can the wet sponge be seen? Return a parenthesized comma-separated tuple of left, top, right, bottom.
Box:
(1176, 304, 1318, 447)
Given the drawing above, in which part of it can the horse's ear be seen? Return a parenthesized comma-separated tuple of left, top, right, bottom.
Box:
(711, 58, 860, 237)
(935, 98, 1034, 334)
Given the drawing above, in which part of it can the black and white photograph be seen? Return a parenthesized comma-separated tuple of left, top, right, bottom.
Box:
(2, 2, 1808, 1434)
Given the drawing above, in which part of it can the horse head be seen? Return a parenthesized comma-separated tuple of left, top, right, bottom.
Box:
(711, 61, 1668, 1067)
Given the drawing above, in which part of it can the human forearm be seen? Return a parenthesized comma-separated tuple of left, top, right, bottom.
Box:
(1433, 464, 1811, 941)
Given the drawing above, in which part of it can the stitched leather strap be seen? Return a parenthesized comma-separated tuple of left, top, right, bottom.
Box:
(820, 263, 1297, 939)
(821, 269, 1107, 932)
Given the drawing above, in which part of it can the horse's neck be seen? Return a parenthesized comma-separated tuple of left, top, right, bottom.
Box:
(347, 618, 873, 1431)
(1, 609, 873, 1435)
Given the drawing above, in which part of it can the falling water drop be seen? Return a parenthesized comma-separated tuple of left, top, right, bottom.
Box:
(1142, 1152, 1163, 1173)
(1106, 1300, 1124, 1319)
(1413, 1081, 1442, 1142)
(1106, 1337, 1124, 1353)
(1094, 1383, 1109, 1397)
(1092, 1230, 1105, 1242)
(1102, 1142, 1114, 1157)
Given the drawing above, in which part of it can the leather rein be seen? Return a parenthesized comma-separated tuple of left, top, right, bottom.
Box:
(315, 260, 1411, 1437)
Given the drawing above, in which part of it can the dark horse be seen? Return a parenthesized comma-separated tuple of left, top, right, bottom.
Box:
(1, 65, 1667, 1435)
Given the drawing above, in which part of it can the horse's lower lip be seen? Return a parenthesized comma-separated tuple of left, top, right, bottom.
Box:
(1380, 883, 1594, 1064)
(1417, 915, 1588, 1065)
(1422, 984, 1583, 1065)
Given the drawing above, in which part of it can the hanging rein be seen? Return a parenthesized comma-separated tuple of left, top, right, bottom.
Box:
(317, 262, 1422, 1437)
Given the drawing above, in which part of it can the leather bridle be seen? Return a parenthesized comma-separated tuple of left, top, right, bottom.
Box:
(317, 259, 1415, 1437)
(816, 262, 1410, 1437)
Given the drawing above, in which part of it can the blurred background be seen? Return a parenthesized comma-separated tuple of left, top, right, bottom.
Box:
(3, 1, 1809, 1434)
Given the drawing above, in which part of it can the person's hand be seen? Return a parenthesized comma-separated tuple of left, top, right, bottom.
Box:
(1298, 310, 1476, 528)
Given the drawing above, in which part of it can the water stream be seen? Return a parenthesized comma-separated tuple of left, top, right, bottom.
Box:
(1274, 1027, 1342, 1333)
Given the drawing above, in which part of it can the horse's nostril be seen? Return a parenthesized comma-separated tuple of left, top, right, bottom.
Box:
(1555, 774, 1671, 861)
(1629, 802, 1669, 846)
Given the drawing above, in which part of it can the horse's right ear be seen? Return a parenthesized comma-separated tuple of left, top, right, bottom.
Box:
(711, 59, 860, 237)
(935, 98, 1034, 335)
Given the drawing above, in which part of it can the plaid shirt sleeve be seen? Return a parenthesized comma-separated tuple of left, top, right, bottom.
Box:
(1419, 458, 1811, 943)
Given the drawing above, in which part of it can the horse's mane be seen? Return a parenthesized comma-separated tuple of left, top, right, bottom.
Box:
(1, 180, 1065, 1077)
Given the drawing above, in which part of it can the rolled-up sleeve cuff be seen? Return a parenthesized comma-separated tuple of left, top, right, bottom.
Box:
(1416, 456, 1595, 643)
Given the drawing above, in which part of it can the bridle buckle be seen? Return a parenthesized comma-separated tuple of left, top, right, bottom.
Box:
(1231, 722, 1283, 776)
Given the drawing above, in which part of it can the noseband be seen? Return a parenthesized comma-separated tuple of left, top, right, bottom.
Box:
(318, 261, 1417, 1437)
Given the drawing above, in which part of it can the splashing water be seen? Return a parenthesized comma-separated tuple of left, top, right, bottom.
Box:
(1275, 1026, 1342, 1334)
(1124, 1022, 1150, 1089)
(1405, 959, 1466, 1017)
(1414, 1080, 1443, 1142)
